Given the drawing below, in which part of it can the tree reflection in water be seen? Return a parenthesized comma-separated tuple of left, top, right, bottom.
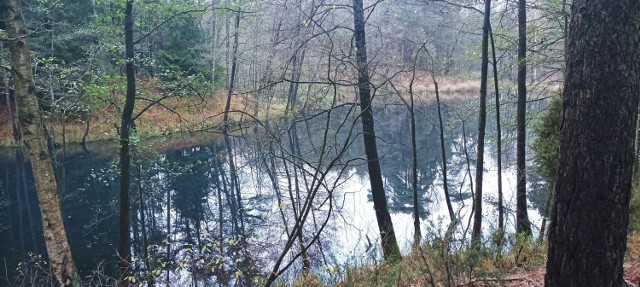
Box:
(0, 102, 546, 285)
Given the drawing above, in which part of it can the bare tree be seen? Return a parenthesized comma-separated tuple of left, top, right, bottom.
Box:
(489, 24, 504, 243)
(471, 0, 492, 245)
(210, 0, 218, 89)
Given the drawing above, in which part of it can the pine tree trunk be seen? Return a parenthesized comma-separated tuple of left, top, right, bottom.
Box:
(352, 0, 401, 261)
(489, 24, 505, 242)
(545, 1, 640, 285)
(516, 0, 532, 236)
(471, 0, 491, 245)
(4, 0, 81, 285)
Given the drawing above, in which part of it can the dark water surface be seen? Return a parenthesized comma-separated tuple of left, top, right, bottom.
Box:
(0, 102, 546, 285)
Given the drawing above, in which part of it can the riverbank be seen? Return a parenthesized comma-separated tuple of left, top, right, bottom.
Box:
(0, 92, 275, 148)
(0, 74, 483, 148)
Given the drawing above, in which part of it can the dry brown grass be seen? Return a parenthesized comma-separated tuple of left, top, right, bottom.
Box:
(336, 235, 640, 287)
(389, 70, 480, 96)
(0, 91, 259, 147)
(0, 71, 480, 147)
(351, 70, 481, 107)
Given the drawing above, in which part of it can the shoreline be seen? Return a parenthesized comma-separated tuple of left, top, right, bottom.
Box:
(2, 74, 553, 149)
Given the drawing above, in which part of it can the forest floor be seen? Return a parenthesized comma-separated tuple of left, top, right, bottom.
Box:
(460, 234, 640, 287)
(329, 233, 640, 287)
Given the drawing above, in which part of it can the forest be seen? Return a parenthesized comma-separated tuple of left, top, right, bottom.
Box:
(0, 0, 639, 286)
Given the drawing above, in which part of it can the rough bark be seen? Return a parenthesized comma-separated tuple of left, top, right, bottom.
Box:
(4, 0, 81, 285)
(516, 0, 532, 236)
(352, 0, 401, 261)
(545, 1, 640, 286)
(117, 0, 136, 284)
(471, 0, 491, 245)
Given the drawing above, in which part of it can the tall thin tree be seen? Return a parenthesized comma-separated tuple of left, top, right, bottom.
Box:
(516, 0, 532, 235)
(352, 0, 401, 261)
(432, 68, 454, 224)
(471, 0, 492, 245)
(118, 0, 137, 283)
(4, 0, 81, 285)
(489, 25, 504, 239)
(222, 10, 245, 236)
(545, 0, 640, 285)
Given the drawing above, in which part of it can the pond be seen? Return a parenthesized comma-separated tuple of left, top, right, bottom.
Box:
(0, 100, 547, 285)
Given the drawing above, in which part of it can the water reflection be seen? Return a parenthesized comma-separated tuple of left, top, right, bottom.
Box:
(0, 101, 545, 285)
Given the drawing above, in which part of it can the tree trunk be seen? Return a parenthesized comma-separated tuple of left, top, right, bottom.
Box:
(222, 11, 239, 128)
(3, 0, 81, 285)
(210, 0, 217, 89)
(284, 46, 306, 117)
(254, 18, 281, 123)
(165, 187, 171, 286)
(545, 1, 640, 286)
(433, 75, 454, 223)
(137, 164, 153, 287)
(118, 0, 136, 284)
(537, 181, 553, 243)
(471, 0, 491, 245)
(489, 24, 505, 242)
(460, 118, 476, 241)
(352, 0, 401, 262)
(516, 0, 532, 236)
(223, 11, 245, 237)
(409, 69, 421, 246)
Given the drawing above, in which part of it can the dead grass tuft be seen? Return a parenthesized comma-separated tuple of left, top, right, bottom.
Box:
(0, 90, 266, 147)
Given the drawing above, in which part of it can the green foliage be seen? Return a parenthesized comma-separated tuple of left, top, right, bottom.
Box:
(630, 182, 640, 230)
(23, 0, 99, 64)
(135, 0, 210, 78)
(506, 232, 545, 269)
(33, 56, 93, 117)
(157, 69, 210, 98)
(630, 130, 640, 232)
(84, 74, 125, 108)
(83, 76, 114, 109)
(531, 94, 562, 183)
(530, 94, 562, 218)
